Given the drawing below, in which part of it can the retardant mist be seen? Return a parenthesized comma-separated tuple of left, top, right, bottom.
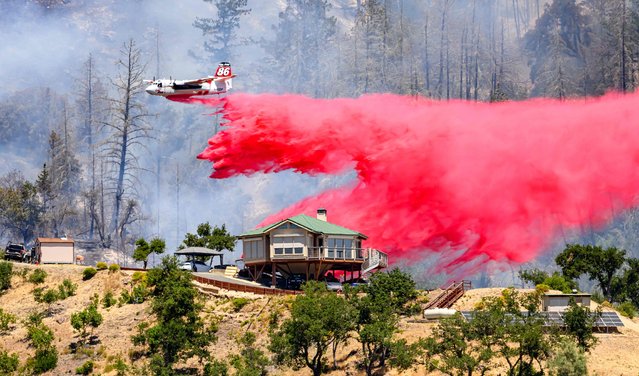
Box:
(192, 92, 639, 273)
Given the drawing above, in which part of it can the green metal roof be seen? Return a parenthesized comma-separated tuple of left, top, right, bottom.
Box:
(239, 214, 367, 239)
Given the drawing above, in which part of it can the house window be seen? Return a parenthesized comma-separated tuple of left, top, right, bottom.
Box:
(273, 236, 304, 256)
(327, 238, 354, 258)
(243, 239, 263, 259)
(344, 239, 353, 258)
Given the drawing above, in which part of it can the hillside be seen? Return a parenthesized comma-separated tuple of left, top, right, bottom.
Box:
(2, 264, 639, 375)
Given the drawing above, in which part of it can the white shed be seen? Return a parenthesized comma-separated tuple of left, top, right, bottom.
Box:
(542, 293, 591, 312)
(36, 237, 75, 264)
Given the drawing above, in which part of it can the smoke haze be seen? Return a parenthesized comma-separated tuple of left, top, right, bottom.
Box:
(195, 92, 639, 272)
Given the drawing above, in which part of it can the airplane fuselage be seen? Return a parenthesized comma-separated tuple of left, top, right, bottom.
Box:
(145, 62, 234, 99)
(145, 78, 225, 97)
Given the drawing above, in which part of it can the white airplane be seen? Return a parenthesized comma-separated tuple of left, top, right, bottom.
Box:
(144, 62, 235, 99)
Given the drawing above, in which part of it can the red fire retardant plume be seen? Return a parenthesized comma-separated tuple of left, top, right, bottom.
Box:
(192, 92, 639, 272)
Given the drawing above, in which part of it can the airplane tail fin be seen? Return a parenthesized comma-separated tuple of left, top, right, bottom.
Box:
(214, 62, 232, 79)
(213, 62, 234, 92)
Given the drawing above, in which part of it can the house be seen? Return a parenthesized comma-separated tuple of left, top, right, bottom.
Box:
(36, 237, 75, 264)
(238, 209, 388, 286)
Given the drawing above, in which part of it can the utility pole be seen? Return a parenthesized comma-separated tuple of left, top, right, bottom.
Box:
(156, 157, 161, 236)
(154, 156, 161, 268)
(176, 162, 181, 250)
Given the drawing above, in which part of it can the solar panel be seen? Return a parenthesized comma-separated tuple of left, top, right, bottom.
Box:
(459, 310, 624, 328)
(595, 311, 624, 327)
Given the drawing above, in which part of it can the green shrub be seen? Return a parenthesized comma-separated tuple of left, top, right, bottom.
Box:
(230, 332, 269, 376)
(406, 303, 422, 316)
(204, 359, 229, 376)
(0, 261, 12, 292)
(231, 298, 250, 312)
(547, 338, 587, 376)
(131, 271, 146, 284)
(130, 283, 149, 303)
(40, 289, 59, 305)
(32, 287, 44, 302)
(32, 347, 58, 374)
(108, 264, 120, 272)
(33, 287, 59, 305)
(95, 262, 108, 271)
(542, 272, 574, 293)
(118, 290, 131, 306)
(71, 300, 103, 345)
(27, 323, 54, 350)
(0, 308, 17, 333)
(131, 256, 218, 372)
(75, 360, 94, 375)
(102, 291, 117, 308)
(535, 283, 551, 293)
(617, 301, 637, 319)
(24, 311, 44, 327)
(0, 348, 19, 374)
(24, 314, 57, 374)
(82, 267, 97, 281)
(58, 279, 77, 299)
(118, 279, 149, 305)
(29, 269, 47, 284)
(105, 355, 128, 376)
(564, 300, 599, 352)
(590, 289, 604, 304)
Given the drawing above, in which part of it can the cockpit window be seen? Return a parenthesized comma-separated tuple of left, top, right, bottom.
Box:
(158, 82, 162, 87)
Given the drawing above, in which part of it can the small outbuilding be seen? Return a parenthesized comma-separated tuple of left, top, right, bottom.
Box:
(542, 292, 591, 312)
(36, 237, 75, 264)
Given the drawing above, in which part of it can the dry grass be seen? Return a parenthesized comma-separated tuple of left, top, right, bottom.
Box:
(1, 264, 638, 375)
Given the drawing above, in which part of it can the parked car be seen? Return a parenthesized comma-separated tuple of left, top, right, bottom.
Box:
(325, 281, 343, 292)
(237, 268, 251, 279)
(4, 243, 27, 262)
(212, 264, 234, 270)
(260, 273, 287, 289)
(343, 277, 369, 288)
(179, 260, 212, 272)
(287, 273, 306, 290)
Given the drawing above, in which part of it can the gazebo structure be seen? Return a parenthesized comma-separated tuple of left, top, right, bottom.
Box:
(175, 247, 225, 268)
(238, 209, 388, 286)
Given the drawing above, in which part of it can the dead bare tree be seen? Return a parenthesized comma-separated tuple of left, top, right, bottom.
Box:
(101, 38, 151, 251)
(75, 54, 108, 240)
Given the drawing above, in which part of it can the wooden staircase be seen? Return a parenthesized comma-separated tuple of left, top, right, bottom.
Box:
(424, 280, 471, 309)
(224, 266, 238, 278)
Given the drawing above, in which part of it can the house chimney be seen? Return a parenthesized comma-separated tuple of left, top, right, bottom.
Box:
(317, 208, 327, 221)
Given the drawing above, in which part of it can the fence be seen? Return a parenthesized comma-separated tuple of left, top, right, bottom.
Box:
(120, 266, 300, 296)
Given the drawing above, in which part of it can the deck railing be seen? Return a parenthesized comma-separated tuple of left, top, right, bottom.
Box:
(296, 246, 369, 261)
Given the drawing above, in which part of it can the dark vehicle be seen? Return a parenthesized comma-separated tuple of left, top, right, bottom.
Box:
(260, 273, 287, 289)
(287, 274, 306, 290)
(4, 243, 28, 262)
(237, 268, 251, 279)
(213, 264, 234, 270)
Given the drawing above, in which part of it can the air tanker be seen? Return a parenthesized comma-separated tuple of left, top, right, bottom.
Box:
(144, 62, 234, 99)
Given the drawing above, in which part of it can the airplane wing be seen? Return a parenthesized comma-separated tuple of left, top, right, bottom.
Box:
(182, 77, 214, 85)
